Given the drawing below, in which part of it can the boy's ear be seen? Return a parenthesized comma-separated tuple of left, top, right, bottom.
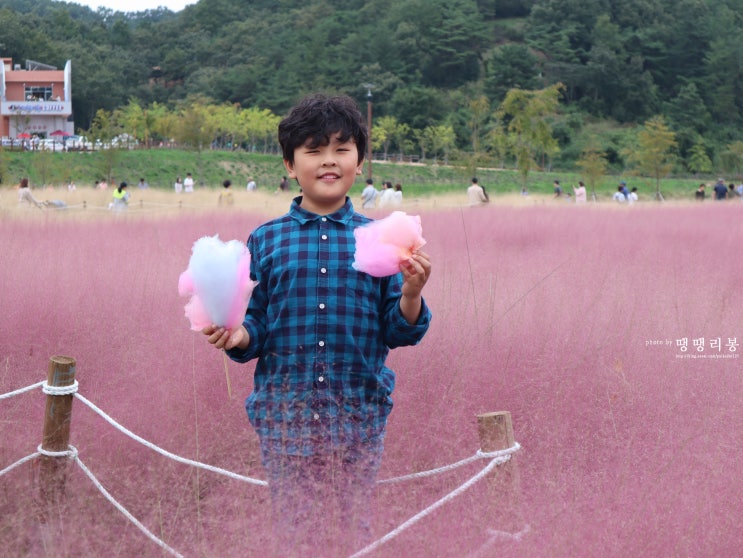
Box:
(356, 162, 364, 175)
(283, 159, 297, 178)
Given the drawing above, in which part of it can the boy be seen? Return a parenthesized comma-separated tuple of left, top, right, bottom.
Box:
(203, 94, 432, 555)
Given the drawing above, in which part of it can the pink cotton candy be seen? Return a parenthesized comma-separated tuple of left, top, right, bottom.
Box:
(352, 211, 426, 277)
(178, 235, 257, 331)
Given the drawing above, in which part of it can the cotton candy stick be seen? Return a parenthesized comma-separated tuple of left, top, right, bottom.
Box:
(352, 211, 426, 277)
(178, 235, 256, 331)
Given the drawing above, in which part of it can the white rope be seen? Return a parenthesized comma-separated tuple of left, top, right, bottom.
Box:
(37, 444, 79, 459)
(0, 381, 44, 400)
(477, 443, 522, 459)
(379, 443, 521, 485)
(0, 451, 40, 478)
(74, 392, 268, 486)
(349, 443, 520, 558)
(42, 380, 79, 396)
(3, 379, 526, 558)
(73, 455, 184, 558)
(485, 524, 531, 541)
(469, 524, 532, 557)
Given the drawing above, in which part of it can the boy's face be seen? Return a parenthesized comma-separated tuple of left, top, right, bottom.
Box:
(284, 132, 364, 215)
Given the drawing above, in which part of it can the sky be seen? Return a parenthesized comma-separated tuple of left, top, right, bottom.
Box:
(66, 0, 197, 12)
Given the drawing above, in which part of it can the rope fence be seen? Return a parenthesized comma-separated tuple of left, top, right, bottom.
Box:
(1, 357, 525, 557)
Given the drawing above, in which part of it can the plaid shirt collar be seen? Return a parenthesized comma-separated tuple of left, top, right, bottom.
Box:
(289, 196, 355, 225)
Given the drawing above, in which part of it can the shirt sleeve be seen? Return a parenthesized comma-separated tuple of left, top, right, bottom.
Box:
(381, 274, 432, 349)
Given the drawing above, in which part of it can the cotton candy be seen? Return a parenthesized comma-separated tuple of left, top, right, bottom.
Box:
(352, 211, 426, 277)
(178, 235, 256, 331)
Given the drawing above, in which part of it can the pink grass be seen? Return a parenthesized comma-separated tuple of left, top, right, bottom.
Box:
(1, 204, 742, 557)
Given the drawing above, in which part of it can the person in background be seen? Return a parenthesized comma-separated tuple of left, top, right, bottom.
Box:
(17, 178, 42, 208)
(218, 179, 234, 206)
(612, 186, 626, 203)
(573, 181, 587, 204)
(174, 176, 183, 193)
(111, 182, 129, 211)
(628, 187, 639, 204)
(278, 176, 290, 193)
(392, 183, 403, 206)
(377, 180, 396, 208)
(360, 178, 378, 209)
(183, 172, 195, 193)
(553, 179, 563, 198)
(695, 183, 706, 201)
(619, 180, 629, 200)
(713, 178, 727, 200)
(246, 177, 257, 191)
(467, 177, 489, 206)
(138, 177, 149, 189)
(728, 183, 738, 199)
(201, 94, 431, 556)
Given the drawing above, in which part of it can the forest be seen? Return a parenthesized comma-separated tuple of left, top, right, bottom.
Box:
(2, 0, 743, 173)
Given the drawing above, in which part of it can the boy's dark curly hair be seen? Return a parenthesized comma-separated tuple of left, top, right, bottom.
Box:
(278, 94, 368, 165)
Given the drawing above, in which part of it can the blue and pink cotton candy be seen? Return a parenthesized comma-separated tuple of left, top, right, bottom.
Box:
(352, 211, 426, 277)
(178, 235, 256, 331)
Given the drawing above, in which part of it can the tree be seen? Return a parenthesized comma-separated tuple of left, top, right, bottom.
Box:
(497, 83, 563, 193)
(468, 96, 490, 157)
(686, 140, 712, 175)
(624, 116, 677, 201)
(415, 124, 456, 164)
(86, 108, 124, 184)
(485, 44, 540, 103)
(241, 107, 281, 154)
(575, 142, 608, 202)
(718, 141, 743, 178)
(372, 115, 398, 160)
(174, 97, 220, 184)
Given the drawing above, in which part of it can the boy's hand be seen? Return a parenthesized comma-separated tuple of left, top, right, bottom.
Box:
(401, 249, 431, 298)
(202, 324, 250, 351)
(399, 249, 431, 324)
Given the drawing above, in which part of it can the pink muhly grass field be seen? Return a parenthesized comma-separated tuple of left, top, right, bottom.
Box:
(1, 203, 742, 557)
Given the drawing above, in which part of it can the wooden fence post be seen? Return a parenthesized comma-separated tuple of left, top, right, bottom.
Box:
(476, 411, 523, 533)
(39, 355, 77, 509)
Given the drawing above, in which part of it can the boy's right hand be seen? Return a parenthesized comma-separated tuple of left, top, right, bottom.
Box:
(202, 324, 250, 351)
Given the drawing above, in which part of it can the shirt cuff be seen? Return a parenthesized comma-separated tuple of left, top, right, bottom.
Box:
(225, 319, 262, 363)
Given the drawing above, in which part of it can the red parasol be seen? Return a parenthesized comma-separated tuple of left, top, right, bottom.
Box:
(17, 132, 31, 139)
(49, 129, 67, 137)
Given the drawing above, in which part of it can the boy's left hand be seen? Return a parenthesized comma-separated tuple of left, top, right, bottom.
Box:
(400, 249, 431, 298)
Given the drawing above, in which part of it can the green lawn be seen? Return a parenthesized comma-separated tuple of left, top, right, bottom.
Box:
(1, 147, 709, 202)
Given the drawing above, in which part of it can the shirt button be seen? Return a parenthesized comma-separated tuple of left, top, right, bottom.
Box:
(321, 217, 327, 222)
(318, 376, 324, 382)
(318, 340, 325, 347)
(321, 234, 328, 240)
(320, 268, 327, 274)
(314, 413, 320, 420)
(319, 303, 325, 309)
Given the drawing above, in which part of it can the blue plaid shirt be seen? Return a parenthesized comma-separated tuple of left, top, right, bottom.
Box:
(227, 197, 431, 456)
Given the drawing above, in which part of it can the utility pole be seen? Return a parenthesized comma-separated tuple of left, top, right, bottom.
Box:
(362, 84, 374, 181)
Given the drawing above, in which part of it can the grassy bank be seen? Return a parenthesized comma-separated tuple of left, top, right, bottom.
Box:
(1, 147, 713, 202)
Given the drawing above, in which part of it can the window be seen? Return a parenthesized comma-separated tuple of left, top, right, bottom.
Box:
(25, 86, 53, 101)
